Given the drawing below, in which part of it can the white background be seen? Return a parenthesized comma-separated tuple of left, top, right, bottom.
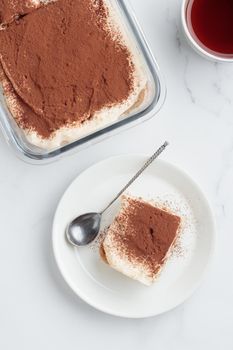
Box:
(1, 0, 233, 349)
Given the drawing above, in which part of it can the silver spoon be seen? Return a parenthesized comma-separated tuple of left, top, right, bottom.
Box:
(66, 141, 169, 247)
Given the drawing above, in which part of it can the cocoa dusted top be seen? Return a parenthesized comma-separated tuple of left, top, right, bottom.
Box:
(0, 0, 134, 138)
(113, 198, 181, 273)
(0, 0, 42, 27)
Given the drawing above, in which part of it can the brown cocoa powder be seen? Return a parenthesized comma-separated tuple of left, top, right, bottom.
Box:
(0, 0, 42, 27)
(0, 0, 134, 138)
(111, 198, 181, 272)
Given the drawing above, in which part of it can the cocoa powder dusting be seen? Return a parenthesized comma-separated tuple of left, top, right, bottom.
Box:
(0, 0, 134, 138)
(0, 0, 41, 26)
(112, 198, 181, 273)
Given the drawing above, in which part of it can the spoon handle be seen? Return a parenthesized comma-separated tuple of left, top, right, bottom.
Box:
(101, 141, 169, 214)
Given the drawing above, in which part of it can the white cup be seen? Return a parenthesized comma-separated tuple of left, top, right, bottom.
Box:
(181, 0, 233, 62)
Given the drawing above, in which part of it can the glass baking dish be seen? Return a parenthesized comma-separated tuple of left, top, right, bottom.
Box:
(0, 0, 166, 163)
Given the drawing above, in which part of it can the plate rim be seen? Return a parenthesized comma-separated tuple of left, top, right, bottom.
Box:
(52, 154, 217, 318)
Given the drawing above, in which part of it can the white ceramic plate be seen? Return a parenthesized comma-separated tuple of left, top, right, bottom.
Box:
(52, 155, 216, 318)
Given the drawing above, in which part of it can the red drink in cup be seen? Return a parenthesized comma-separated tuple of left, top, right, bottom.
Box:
(182, 0, 233, 61)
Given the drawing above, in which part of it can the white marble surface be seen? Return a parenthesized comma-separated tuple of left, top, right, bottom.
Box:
(0, 0, 233, 348)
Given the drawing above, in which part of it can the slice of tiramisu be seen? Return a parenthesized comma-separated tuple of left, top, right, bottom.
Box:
(101, 196, 181, 286)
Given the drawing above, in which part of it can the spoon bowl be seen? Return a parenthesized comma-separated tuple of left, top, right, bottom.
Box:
(66, 213, 102, 246)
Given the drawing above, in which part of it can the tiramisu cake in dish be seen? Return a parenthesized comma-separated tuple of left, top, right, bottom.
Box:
(0, 0, 148, 149)
(101, 196, 181, 286)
